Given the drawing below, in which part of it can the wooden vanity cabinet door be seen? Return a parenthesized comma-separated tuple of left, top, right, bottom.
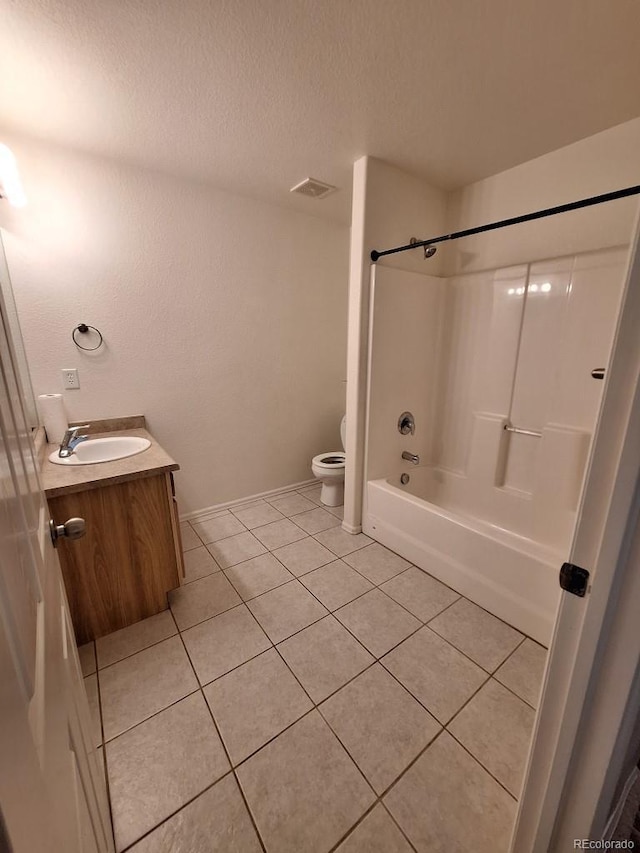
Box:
(50, 473, 181, 644)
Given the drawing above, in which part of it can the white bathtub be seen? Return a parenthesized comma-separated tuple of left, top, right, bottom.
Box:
(364, 473, 562, 645)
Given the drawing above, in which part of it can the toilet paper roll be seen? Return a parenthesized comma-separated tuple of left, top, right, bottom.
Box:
(37, 394, 68, 445)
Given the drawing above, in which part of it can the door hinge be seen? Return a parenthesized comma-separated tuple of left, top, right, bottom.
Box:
(559, 562, 590, 597)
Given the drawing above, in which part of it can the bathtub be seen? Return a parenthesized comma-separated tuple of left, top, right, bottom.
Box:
(364, 471, 562, 646)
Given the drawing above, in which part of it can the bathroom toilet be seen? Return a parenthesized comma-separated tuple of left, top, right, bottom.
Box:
(311, 415, 346, 507)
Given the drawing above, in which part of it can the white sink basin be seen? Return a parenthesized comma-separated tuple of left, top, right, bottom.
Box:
(49, 436, 151, 466)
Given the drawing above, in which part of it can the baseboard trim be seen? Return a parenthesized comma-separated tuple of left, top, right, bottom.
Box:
(180, 479, 318, 522)
(341, 520, 362, 534)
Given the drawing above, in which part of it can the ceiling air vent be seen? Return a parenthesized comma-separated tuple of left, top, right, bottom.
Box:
(290, 177, 338, 199)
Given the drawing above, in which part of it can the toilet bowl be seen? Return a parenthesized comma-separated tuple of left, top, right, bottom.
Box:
(311, 416, 346, 507)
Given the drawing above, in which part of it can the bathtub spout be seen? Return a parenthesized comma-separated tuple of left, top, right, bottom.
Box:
(402, 451, 420, 465)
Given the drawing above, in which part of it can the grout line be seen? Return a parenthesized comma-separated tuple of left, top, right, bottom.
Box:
(444, 727, 519, 802)
(91, 650, 117, 841)
(177, 630, 269, 853)
(354, 534, 542, 647)
(118, 770, 235, 853)
(266, 543, 336, 578)
(380, 801, 421, 853)
(102, 687, 202, 745)
(491, 670, 540, 712)
(96, 627, 181, 673)
(425, 615, 525, 677)
(99, 514, 540, 850)
(222, 561, 296, 603)
(325, 801, 385, 853)
(99, 744, 116, 843)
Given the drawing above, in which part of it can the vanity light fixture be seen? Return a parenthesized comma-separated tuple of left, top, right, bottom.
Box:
(0, 144, 27, 208)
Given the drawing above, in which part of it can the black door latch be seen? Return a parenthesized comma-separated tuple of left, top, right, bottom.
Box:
(559, 562, 590, 597)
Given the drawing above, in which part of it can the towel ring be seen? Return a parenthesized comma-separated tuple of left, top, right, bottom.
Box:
(72, 324, 103, 351)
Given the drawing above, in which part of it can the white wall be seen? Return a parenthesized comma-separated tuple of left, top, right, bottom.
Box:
(0, 133, 349, 514)
(343, 156, 447, 531)
(445, 117, 640, 274)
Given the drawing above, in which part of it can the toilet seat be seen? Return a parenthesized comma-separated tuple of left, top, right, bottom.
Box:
(312, 452, 346, 469)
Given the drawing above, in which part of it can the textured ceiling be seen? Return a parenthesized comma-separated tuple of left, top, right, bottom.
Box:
(2, 0, 640, 222)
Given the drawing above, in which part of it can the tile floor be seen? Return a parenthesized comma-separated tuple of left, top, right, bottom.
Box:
(78, 483, 548, 853)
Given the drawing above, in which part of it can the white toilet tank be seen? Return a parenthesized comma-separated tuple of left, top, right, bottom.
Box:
(340, 415, 346, 450)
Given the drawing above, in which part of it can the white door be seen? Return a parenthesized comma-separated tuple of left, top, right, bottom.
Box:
(512, 211, 640, 849)
(0, 269, 113, 851)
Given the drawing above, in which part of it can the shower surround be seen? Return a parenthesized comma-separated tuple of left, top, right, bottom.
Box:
(363, 248, 627, 644)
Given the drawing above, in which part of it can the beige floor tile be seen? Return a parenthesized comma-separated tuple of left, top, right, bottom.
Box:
(299, 560, 373, 610)
(429, 598, 524, 672)
(448, 679, 535, 797)
(278, 616, 374, 703)
(342, 544, 411, 585)
(320, 664, 440, 795)
(313, 528, 372, 558)
(248, 580, 328, 643)
(204, 648, 312, 764)
(191, 513, 246, 544)
(252, 518, 307, 549)
(273, 537, 335, 576)
(107, 693, 230, 852)
(335, 590, 420, 658)
(127, 775, 262, 853)
(207, 531, 267, 568)
(326, 504, 344, 519)
(169, 572, 241, 630)
(181, 604, 271, 685)
(237, 710, 375, 853)
(381, 567, 460, 622)
(225, 553, 293, 600)
(78, 641, 96, 676)
(382, 626, 487, 724)
(293, 507, 341, 535)
(335, 804, 413, 853)
(267, 492, 317, 516)
(100, 636, 198, 740)
(231, 501, 285, 529)
(183, 545, 222, 583)
(84, 673, 102, 747)
(179, 523, 202, 552)
(96, 611, 177, 669)
(385, 732, 516, 853)
(495, 638, 547, 708)
(297, 484, 324, 505)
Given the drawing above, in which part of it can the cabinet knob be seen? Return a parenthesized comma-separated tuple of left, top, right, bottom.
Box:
(50, 517, 86, 547)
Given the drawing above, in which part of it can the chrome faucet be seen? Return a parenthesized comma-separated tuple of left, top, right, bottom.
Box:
(58, 424, 91, 458)
(402, 451, 420, 465)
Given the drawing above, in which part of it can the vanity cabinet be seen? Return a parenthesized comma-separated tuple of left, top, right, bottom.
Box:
(48, 471, 184, 644)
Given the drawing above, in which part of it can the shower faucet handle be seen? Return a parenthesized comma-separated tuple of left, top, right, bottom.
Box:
(398, 412, 415, 435)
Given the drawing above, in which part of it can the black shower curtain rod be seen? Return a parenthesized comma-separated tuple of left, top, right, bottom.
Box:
(370, 184, 640, 262)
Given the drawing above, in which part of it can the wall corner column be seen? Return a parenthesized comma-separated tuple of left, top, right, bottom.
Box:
(343, 156, 370, 534)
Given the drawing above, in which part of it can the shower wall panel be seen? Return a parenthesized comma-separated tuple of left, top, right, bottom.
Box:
(366, 265, 444, 482)
(365, 247, 628, 552)
(434, 266, 527, 475)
